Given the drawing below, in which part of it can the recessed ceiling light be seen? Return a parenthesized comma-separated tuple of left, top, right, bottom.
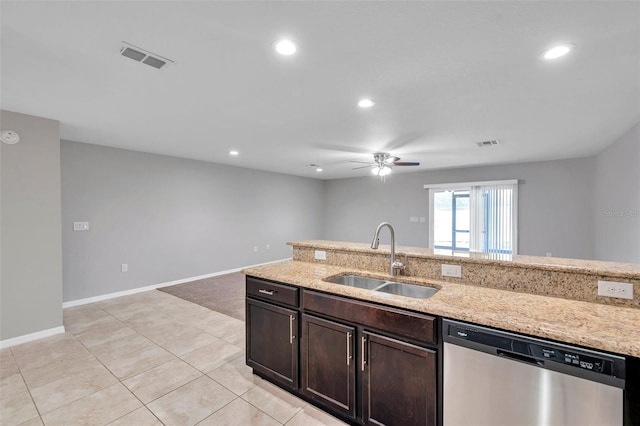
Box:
(316, 167, 323, 172)
(229, 150, 239, 156)
(358, 99, 375, 108)
(542, 43, 575, 60)
(275, 39, 297, 56)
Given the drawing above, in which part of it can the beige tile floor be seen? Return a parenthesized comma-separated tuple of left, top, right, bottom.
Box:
(0, 290, 346, 426)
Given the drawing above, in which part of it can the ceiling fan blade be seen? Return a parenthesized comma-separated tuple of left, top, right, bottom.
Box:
(383, 133, 424, 151)
(349, 160, 374, 164)
(384, 156, 400, 164)
(352, 165, 375, 170)
(393, 162, 420, 166)
(317, 144, 373, 155)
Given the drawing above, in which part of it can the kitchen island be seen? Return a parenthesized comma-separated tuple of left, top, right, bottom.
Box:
(242, 240, 640, 425)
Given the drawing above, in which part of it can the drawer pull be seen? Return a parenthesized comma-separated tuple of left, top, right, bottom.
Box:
(258, 289, 275, 296)
(289, 315, 295, 344)
(361, 336, 367, 371)
(346, 332, 352, 366)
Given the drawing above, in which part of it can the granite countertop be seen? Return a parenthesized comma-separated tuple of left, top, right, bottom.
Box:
(242, 260, 640, 358)
(290, 240, 640, 279)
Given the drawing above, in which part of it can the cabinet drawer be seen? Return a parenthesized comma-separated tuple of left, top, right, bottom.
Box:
(303, 290, 436, 345)
(246, 276, 299, 308)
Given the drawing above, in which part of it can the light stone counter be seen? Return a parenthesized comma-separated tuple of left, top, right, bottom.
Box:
(291, 240, 640, 279)
(242, 260, 640, 358)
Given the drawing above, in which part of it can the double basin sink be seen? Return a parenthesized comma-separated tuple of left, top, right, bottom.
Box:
(324, 274, 439, 299)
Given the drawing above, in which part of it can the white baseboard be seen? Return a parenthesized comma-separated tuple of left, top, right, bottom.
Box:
(0, 326, 66, 350)
(62, 258, 291, 309)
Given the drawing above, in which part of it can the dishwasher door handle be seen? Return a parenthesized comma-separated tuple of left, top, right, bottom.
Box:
(497, 349, 544, 366)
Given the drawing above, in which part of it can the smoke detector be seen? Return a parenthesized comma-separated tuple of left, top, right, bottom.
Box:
(476, 140, 500, 148)
(1, 130, 20, 144)
(119, 42, 174, 69)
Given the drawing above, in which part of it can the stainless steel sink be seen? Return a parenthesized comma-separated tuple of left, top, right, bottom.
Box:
(324, 274, 439, 299)
(374, 282, 439, 299)
(325, 274, 388, 289)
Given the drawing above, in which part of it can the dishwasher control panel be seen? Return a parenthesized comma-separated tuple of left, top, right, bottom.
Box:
(530, 346, 611, 374)
(444, 320, 625, 386)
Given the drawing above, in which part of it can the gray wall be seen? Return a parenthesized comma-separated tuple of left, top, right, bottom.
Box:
(594, 123, 640, 263)
(323, 157, 596, 259)
(61, 141, 324, 302)
(1, 110, 63, 340)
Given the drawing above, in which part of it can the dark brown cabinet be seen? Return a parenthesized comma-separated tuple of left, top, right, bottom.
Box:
(301, 314, 356, 419)
(246, 297, 298, 390)
(246, 276, 441, 425)
(362, 331, 437, 426)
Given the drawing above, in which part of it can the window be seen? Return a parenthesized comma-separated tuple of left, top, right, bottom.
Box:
(425, 180, 518, 254)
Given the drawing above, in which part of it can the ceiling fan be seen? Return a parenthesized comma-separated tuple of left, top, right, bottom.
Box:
(350, 152, 420, 177)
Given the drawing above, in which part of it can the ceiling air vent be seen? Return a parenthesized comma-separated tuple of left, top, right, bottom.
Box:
(119, 42, 174, 70)
(476, 140, 500, 148)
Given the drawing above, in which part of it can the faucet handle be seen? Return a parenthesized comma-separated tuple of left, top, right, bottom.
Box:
(392, 261, 405, 272)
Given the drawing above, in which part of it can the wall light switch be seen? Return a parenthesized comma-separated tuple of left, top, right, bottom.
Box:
(442, 264, 462, 278)
(121, 264, 128, 273)
(73, 221, 89, 231)
(409, 216, 419, 223)
(315, 250, 327, 260)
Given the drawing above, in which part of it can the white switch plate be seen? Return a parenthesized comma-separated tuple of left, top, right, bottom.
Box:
(73, 221, 89, 231)
(314, 250, 327, 260)
(442, 264, 462, 278)
(121, 264, 128, 273)
(598, 280, 633, 300)
(409, 216, 419, 223)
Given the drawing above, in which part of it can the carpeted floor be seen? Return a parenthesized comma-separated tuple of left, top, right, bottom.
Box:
(157, 272, 246, 321)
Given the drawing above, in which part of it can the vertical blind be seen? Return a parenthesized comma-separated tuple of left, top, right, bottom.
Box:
(469, 182, 517, 254)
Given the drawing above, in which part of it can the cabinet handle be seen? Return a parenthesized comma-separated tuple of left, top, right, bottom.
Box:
(289, 315, 295, 344)
(258, 289, 274, 295)
(361, 336, 367, 371)
(346, 332, 352, 366)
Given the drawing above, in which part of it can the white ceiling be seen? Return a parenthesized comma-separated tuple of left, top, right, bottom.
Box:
(1, 1, 639, 179)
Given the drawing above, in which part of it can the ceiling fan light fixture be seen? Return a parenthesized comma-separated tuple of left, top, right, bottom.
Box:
(371, 164, 392, 176)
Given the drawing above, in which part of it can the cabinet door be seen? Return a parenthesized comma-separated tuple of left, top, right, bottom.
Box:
(246, 298, 298, 390)
(362, 331, 437, 426)
(301, 314, 356, 419)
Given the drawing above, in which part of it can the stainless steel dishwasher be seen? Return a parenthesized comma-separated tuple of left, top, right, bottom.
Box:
(443, 319, 626, 426)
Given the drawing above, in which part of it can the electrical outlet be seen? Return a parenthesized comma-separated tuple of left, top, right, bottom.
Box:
(442, 264, 462, 278)
(266, 244, 270, 250)
(121, 264, 128, 273)
(598, 280, 633, 300)
(253, 246, 258, 252)
(314, 250, 327, 260)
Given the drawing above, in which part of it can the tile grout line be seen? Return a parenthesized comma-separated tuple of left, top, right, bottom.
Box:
(239, 385, 306, 425)
(62, 301, 170, 424)
(11, 284, 269, 426)
(65, 299, 168, 425)
(8, 349, 44, 425)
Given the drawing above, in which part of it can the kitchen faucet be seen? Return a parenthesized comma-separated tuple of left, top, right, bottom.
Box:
(370, 222, 405, 276)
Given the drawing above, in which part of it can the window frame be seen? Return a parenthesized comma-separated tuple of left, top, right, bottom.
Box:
(425, 180, 518, 254)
